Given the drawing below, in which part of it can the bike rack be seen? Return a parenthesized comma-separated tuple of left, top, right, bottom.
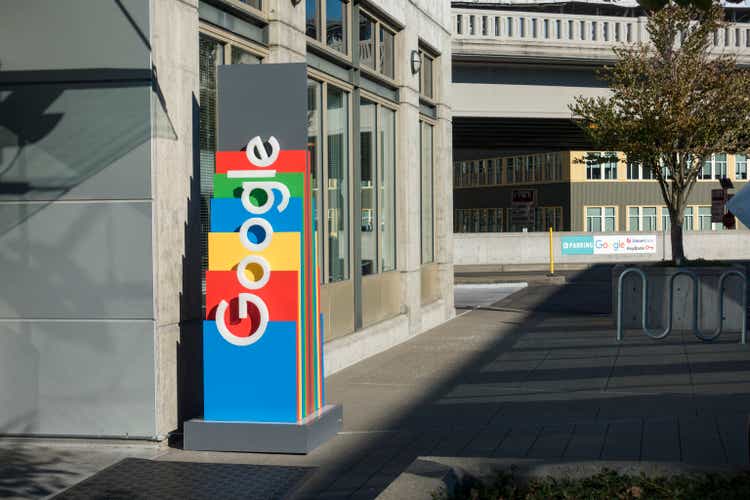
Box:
(616, 267, 747, 344)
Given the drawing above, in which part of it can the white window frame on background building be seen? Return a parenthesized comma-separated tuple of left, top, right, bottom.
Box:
(306, 0, 351, 58)
(585, 206, 617, 232)
(736, 153, 748, 180)
(662, 206, 696, 231)
(700, 153, 728, 180)
(307, 70, 354, 284)
(586, 152, 618, 180)
(697, 205, 731, 231)
(358, 91, 398, 276)
(627, 205, 658, 232)
(358, 8, 397, 82)
(626, 161, 655, 180)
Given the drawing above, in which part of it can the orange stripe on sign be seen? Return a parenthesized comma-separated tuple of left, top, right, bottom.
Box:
(215, 150, 307, 174)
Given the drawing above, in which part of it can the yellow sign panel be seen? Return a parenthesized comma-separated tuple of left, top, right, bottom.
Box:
(208, 232, 301, 272)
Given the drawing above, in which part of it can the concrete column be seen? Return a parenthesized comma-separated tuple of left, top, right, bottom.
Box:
(266, 0, 306, 63)
(150, 0, 201, 439)
(396, 23, 424, 336)
(434, 30, 455, 315)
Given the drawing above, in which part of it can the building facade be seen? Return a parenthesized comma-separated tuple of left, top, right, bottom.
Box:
(454, 151, 748, 233)
(0, 0, 453, 440)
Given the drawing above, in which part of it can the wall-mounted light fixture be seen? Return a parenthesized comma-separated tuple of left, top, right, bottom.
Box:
(410, 50, 422, 74)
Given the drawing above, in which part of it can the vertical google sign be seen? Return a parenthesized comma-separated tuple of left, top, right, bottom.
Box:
(203, 64, 324, 424)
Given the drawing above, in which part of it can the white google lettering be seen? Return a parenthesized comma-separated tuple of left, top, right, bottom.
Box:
(240, 181, 290, 214)
(215, 293, 270, 347)
(216, 135, 289, 347)
(245, 136, 280, 167)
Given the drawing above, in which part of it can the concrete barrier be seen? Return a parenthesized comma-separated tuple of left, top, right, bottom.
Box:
(454, 231, 750, 267)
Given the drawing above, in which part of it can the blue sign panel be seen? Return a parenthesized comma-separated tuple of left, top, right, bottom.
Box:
(561, 235, 595, 255)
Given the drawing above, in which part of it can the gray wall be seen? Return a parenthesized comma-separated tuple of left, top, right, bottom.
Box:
(0, 0, 157, 437)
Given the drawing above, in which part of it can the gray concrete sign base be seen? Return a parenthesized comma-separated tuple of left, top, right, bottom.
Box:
(183, 404, 342, 454)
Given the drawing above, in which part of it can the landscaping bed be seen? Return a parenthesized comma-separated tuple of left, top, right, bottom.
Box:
(445, 469, 750, 500)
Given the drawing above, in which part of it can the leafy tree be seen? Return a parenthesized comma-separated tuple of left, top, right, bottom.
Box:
(570, 2, 750, 264)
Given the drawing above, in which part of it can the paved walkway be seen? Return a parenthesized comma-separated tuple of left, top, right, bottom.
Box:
(3, 277, 750, 499)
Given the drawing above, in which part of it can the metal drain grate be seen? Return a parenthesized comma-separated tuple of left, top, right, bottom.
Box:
(53, 458, 312, 500)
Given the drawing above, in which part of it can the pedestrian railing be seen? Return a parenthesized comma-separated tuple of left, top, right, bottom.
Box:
(616, 267, 747, 344)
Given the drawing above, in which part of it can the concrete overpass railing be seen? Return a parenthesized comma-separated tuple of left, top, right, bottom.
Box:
(454, 231, 750, 268)
(452, 8, 750, 62)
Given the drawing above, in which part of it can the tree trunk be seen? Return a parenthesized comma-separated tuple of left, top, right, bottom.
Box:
(671, 218, 685, 266)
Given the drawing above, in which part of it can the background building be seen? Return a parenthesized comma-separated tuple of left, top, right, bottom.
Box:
(0, 0, 453, 440)
(454, 151, 748, 233)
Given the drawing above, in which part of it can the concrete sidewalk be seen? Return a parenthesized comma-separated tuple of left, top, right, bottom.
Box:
(4, 280, 750, 499)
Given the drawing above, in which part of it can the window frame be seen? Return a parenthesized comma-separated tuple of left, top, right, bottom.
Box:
(359, 89, 399, 275)
(736, 153, 748, 180)
(307, 0, 352, 61)
(586, 151, 618, 180)
(626, 205, 658, 232)
(200, 22, 269, 64)
(214, 0, 267, 21)
(358, 8, 398, 84)
(419, 115, 437, 264)
(584, 205, 618, 232)
(308, 69, 355, 284)
(417, 45, 437, 103)
(700, 153, 729, 180)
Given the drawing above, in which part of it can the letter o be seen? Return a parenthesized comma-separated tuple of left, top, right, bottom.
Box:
(239, 217, 273, 252)
(236, 255, 271, 290)
(215, 293, 269, 347)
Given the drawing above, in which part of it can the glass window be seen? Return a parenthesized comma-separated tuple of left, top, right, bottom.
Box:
(627, 161, 639, 180)
(239, 0, 262, 9)
(306, 0, 319, 39)
(698, 206, 712, 231)
(506, 159, 514, 184)
(715, 153, 727, 179)
(380, 106, 396, 272)
(379, 27, 395, 78)
(684, 207, 694, 231)
(604, 206, 616, 232)
(231, 47, 261, 65)
(326, 86, 349, 281)
(586, 207, 602, 232)
(736, 154, 747, 180)
(307, 79, 323, 265)
(359, 98, 376, 276)
(628, 207, 640, 231)
(420, 121, 434, 263)
(642, 207, 657, 231)
(603, 153, 617, 179)
(420, 51, 434, 99)
(701, 157, 713, 179)
(359, 14, 375, 69)
(586, 153, 602, 179)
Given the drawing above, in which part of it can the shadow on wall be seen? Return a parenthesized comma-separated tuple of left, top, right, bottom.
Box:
(176, 95, 205, 431)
